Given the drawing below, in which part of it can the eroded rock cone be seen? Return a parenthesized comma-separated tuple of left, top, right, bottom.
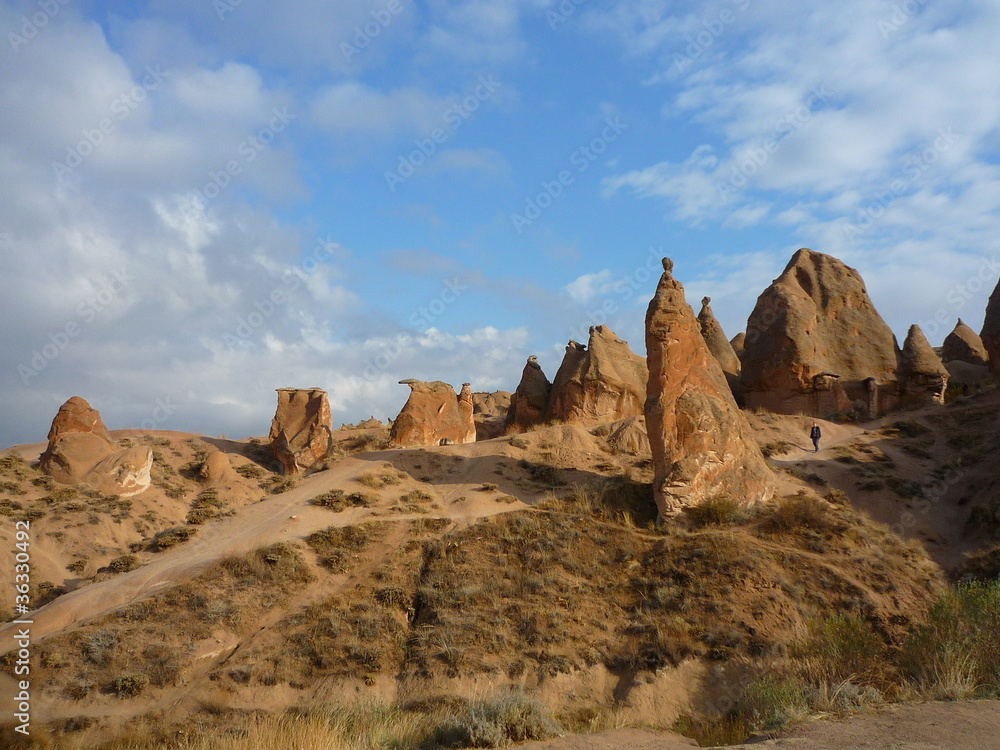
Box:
(698, 297, 741, 377)
(742, 248, 900, 418)
(645, 258, 774, 518)
(899, 324, 949, 407)
(505, 356, 551, 433)
(983, 281, 1000, 374)
(388, 380, 476, 448)
(730, 332, 746, 357)
(268, 388, 333, 475)
(943, 319, 988, 367)
(38, 396, 152, 497)
(546, 326, 646, 425)
(458, 383, 477, 444)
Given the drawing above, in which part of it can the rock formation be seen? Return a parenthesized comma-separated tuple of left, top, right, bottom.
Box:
(983, 281, 1000, 373)
(730, 332, 746, 357)
(388, 380, 476, 448)
(472, 390, 512, 441)
(645, 258, 774, 518)
(199, 450, 234, 483)
(505, 356, 552, 433)
(268, 388, 333, 475)
(741, 248, 900, 419)
(942, 319, 988, 366)
(546, 326, 646, 425)
(698, 297, 741, 378)
(606, 416, 650, 457)
(898, 325, 949, 407)
(457, 384, 477, 444)
(38, 396, 152, 497)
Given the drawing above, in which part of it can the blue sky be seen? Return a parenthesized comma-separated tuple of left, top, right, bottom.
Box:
(2, 0, 999, 445)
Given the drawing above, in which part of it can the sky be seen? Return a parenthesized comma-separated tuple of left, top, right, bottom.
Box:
(1, 0, 999, 446)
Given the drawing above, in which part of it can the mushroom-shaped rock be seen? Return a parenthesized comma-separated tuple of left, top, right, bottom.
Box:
(38, 396, 152, 497)
(268, 388, 333, 476)
(644, 259, 774, 518)
(388, 380, 476, 448)
(505, 356, 552, 433)
(943, 319, 989, 367)
(741, 248, 900, 418)
(546, 326, 646, 425)
(899, 325, 949, 407)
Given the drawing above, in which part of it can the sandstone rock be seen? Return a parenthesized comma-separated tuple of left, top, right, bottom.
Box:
(268, 388, 333, 475)
(645, 258, 774, 518)
(38, 396, 152, 497)
(983, 281, 1000, 373)
(698, 297, 741, 377)
(388, 380, 476, 448)
(473, 390, 512, 441)
(546, 326, 646, 425)
(357, 417, 383, 429)
(505, 356, 552, 432)
(946, 361, 990, 388)
(943, 319, 988, 366)
(741, 248, 900, 418)
(730, 332, 746, 357)
(899, 325, 949, 407)
(606, 416, 650, 457)
(458, 383, 477, 444)
(199, 450, 234, 483)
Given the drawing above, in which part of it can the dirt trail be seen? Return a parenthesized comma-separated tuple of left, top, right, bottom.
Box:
(517, 699, 1000, 749)
(0, 446, 519, 649)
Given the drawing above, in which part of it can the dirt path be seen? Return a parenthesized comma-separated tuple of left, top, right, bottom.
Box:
(518, 700, 1000, 749)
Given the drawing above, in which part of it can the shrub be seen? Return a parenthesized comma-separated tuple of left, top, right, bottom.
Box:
(153, 526, 197, 551)
(763, 493, 832, 533)
(430, 690, 561, 747)
(732, 674, 809, 732)
(107, 555, 140, 574)
(107, 673, 148, 698)
(684, 495, 752, 527)
(761, 440, 793, 458)
(236, 464, 266, 479)
(799, 614, 888, 686)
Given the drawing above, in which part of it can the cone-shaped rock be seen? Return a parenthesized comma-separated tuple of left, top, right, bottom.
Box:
(742, 248, 900, 418)
(645, 258, 774, 518)
(269, 388, 333, 475)
(546, 326, 646, 424)
(943, 319, 988, 366)
(698, 297, 741, 377)
(899, 325, 949, 407)
(983, 281, 1000, 373)
(505, 356, 551, 432)
(457, 383, 477, 444)
(38, 396, 152, 497)
(730, 332, 746, 357)
(389, 380, 476, 448)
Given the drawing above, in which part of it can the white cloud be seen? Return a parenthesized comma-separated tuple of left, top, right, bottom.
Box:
(563, 269, 617, 304)
(311, 82, 454, 139)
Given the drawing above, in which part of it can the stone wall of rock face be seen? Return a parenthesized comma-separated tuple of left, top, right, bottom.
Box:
(269, 388, 333, 475)
(983, 281, 1000, 374)
(505, 356, 551, 432)
(39, 396, 153, 497)
(545, 325, 646, 425)
(644, 258, 774, 518)
(741, 248, 901, 419)
(388, 380, 476, 448)
(898, 325, 949, 407)
(942, 319, 988, 366)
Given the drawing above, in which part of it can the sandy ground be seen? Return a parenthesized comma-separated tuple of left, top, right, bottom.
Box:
(518, 700, 1000, 749)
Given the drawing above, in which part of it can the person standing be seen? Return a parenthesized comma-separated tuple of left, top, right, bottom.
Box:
(810, 422, 822, 452)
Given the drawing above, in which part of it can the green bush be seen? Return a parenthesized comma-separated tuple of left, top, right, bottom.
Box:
(732, 674, 809, 731)
(430, 690, 561, 747)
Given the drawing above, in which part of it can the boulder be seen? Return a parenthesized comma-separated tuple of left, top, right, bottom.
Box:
(741, 248, 900, 419)
(38, 396, 152, 497)
(606, 416, 650, 457)
(268, 388, 333, 475)
(698, 297, 741, 377)
(942, 319, 988, 367)
(505, 356, 552, 433)
(645, 258, 774, 518)
(546, 326, 646, 425)
(199, 450, 234, 483)
(388, 380, 476, 448)
(898, 325, 949, 407)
